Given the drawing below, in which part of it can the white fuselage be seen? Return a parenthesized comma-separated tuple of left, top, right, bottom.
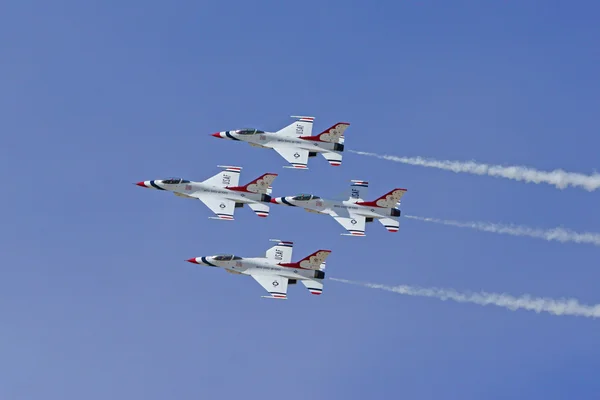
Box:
(274, 196, 400, 220)
(224, 131, 342, 154)
(197, 256, 322, 281)
(140, 180, 267, 204)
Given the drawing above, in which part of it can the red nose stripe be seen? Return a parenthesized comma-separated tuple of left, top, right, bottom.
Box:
(186, 258, 199, 264)
(211, 132, 222, 138)
(136, 181, 147, 187)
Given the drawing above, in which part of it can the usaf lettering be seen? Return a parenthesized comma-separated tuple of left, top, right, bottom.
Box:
(351, 188, 360, 198)
(222, 174, 231, 185)
(275, 249, 284, 260)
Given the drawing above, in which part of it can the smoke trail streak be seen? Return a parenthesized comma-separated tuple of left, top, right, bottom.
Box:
(404, 215, 600, 247)
(349, 150, 600, 191)
(330, 278, 600, 319)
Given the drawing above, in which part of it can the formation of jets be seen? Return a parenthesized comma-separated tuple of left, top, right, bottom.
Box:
(136, 116, 407, 299)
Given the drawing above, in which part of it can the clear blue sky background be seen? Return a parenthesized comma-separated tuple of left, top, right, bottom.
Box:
(2, 1, 599, 399)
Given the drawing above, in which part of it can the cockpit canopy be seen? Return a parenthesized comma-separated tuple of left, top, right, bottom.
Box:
(292, 194, 321, 201)
(237, 128, 265, 135)
(162, 177, 191, 184)
(213, 254, 242, 261)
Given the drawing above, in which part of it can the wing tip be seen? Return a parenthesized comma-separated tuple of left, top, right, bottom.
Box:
(217, 165, 242, 171)
(342, 231, 366, 237)
(262, 295, 288, 300)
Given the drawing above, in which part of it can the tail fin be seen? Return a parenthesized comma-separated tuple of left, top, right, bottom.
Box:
(357, 188, 407, 208)
(228, 173, 278, 194)
(318, 260, 326, 271)
(280, 250, 332, 270)
(303, 122, 349, 143)
(276, 116, 314, 137)
(296, 250, 331, 270)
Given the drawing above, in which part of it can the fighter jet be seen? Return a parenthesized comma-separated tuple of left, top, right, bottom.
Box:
(211, 116, 349, 169)
(186, 240, 330, 299)
(271, 180, 407, 236)
(135, 166, 277, 220)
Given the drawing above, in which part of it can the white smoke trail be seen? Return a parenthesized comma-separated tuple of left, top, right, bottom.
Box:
(404, 215, 600, 247)
(349, 150, 600, 192)
(330, 278, 600, 319)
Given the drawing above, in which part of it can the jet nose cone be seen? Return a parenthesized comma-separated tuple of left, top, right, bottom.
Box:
(211, 132, 224, 138)
(186, 258, 199, 264)
(135, 181, 147, 187)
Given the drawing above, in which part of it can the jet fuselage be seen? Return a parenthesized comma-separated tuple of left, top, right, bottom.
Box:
(137, 180, 271, 204)
(189, 256, 325, 281)
(272, 196, 401, 219)
(214, 130, 344, 155)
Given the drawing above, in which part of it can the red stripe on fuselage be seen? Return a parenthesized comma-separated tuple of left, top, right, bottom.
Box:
(277, 262, 310, 270)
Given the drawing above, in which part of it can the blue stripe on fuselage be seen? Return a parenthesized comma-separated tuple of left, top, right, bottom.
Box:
(225, 132, 240, 141)
(280, 198, 297, 207)
(150, 181, 165, 190)
(201, 257, 217, 267)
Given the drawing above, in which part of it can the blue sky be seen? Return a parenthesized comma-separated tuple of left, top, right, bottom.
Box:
(2, 1, 600, 399)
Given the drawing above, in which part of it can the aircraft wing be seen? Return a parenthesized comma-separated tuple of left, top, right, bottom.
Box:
(273, 147, 309, 169)
(275, 116, 314, 137)
(265, 240, 293, 263)
(201, 166, 241, 187)
(331, 209, 367, 237)
(196, 194, 236, 220)
(252, 274, 289, 299)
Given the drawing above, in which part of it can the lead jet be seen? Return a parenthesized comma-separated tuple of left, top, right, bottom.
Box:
(211, 116, 349, 169)
(135, 165, 277, 220)
(271, 180, 407, 236)
(186, 240, 330, 299)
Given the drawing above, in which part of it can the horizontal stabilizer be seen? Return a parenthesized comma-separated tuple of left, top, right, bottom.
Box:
(378, 217, 400, 233)
(301, 279, 323, 296)
(321, 151, 343, 167)
(248, 202, 270, 218)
